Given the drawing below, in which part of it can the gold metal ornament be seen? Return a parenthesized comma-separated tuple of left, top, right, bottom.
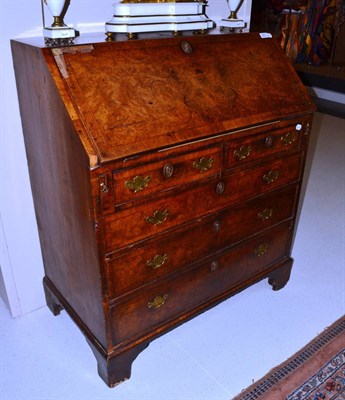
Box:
(125, 175, 152, 193)
(281, 132, 297, 146)
(234, 145, 252, 161)
(258, 208, 273, 221)
(147, 294, 168, 309)
(254, 243, 269, 257)
(193, 157, 214, 172)
(263, 170, 279, 184)
(147, 254, 168, 269)
(146, 209, 169, 225)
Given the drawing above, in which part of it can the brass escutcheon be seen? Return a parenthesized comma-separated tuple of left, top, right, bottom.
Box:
(234, 145, 252, 161)
(304, 122, 310, 136)
(213, 220, 222, 232)
(193, 157, 214, 172)
(163, 163, 174, 179)
(100, 182, 108, 193)
(263, 170, 279, 184)
(99, 173, 109, 193)
(255, 243, 269, 257)
(146, 209, 169, 225)
(258, 208, 273, 221)
(265, 136, 274, 148)
(216, 181, 225, 195)
(147, 294, 168, 309)
(181, 40, 193, 54)
(281, 131, 297, 146)
(125, 175, 152, 193)
(147, 254, 168, 269)
(210, 260, 219, 271)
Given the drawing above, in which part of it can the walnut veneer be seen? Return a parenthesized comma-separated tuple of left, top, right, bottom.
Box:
(11, 32, 315, 387)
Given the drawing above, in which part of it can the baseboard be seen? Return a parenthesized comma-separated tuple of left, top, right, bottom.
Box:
(311, 97, 345, 119)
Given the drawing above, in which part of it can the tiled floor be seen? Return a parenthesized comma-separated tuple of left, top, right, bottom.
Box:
(1, 112, 344, 400)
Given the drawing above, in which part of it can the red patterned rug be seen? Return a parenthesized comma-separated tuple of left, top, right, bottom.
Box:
(233, 315, 345, 400)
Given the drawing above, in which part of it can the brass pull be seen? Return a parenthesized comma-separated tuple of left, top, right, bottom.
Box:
(234, 145, 252, 161)
(258, 208, 273, 221)
(125, 175, 152, 193)
(263, 170, 279, 184)
(255, 243, 269, 257)
(146, 209, 169, 225)
(147, 254, 168, 269)
(163, 163, 174, 179)
(193, 157, 214, 172)
(147, 294, 168, 309)
(281, 132, 297, 146)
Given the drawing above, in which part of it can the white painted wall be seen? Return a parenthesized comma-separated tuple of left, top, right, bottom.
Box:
(0, 0, 253, 318)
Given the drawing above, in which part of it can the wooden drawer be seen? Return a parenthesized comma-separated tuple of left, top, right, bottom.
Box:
(226, 123, 302, 168)
(110, 222, 292, 344)
(113, 146, 221, 206)
(106, 185, 298, 298)
(104, 152, 302, 250)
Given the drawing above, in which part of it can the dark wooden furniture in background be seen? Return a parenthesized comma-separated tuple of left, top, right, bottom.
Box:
(12, 32, 315, 387)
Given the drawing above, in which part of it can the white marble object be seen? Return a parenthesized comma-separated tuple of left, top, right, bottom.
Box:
(43, 0, 76, 41)
(105, 1, 214, 37)
(219, 0, 246, 31)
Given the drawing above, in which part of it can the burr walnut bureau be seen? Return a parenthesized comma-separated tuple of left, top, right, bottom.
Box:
(12, 32, 315, 387)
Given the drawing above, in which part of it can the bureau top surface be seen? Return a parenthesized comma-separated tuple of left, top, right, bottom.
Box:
(33, 33, 315, 164)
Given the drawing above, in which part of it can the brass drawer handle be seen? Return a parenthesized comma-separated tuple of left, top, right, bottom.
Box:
(263, 170, 279, 184)
(254, 243, 269, 257)
(281, 132, 297, 146)
(125, 175, 152, 193)
(146, 209, 169, 225)
(147, 254, 168, 269)
(163, 163, 174, 179)
(234, 145, 252, 161)
(147, 294, 168, 309)
(258, 208, 273, 221)
(193, 156, 214, 172)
